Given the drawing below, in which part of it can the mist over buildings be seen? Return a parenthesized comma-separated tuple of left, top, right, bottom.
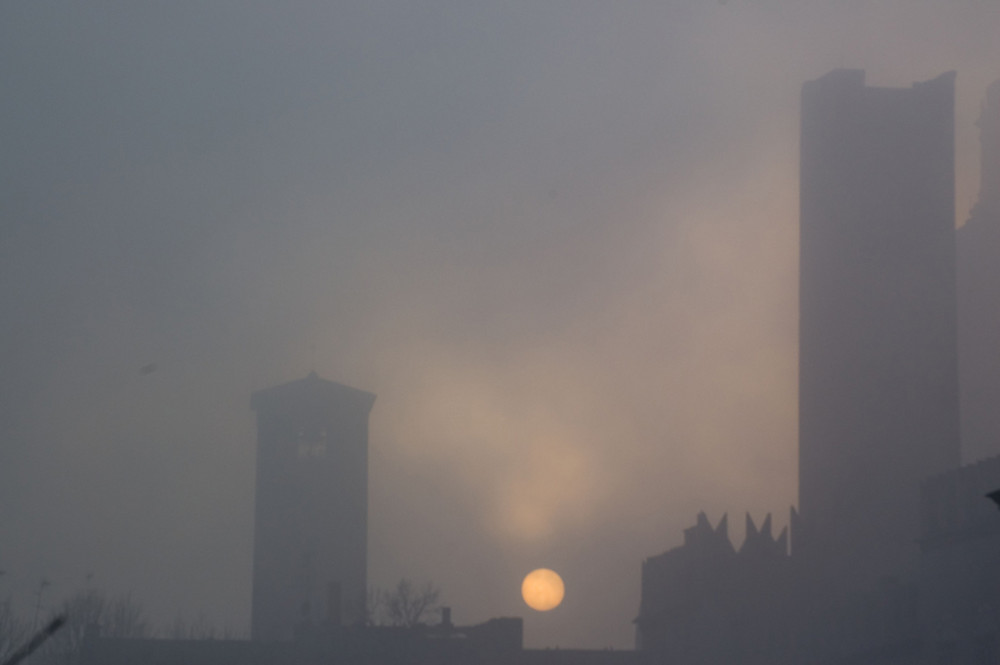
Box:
(2, 1, 1000, 649)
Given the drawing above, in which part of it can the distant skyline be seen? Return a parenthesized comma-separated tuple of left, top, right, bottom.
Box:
(2, 1, 1000, 649)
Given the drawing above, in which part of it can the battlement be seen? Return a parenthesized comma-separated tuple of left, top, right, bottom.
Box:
(636, 512, 794, 656)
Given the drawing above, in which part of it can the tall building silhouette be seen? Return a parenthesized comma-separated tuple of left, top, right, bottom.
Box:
(249, 372, 375, 641)
(958, 80, 1000, 464)
(637, 72, 1000, 664)
(798, 70, 960, 594)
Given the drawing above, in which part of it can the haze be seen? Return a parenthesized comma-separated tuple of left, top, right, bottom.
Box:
(2, 1, 999, 649)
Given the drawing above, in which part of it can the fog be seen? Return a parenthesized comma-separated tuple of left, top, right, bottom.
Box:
(2, 1, 999, 649)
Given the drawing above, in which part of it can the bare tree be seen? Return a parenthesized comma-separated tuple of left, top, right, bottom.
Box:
(38, 589, 148, 665)
(377, 579, 441, 628)
(165, 611, 216, 640)
(0, 598, 28, 664)
(102, 593, 148, 639)
(39, 589, 103, 665)
(365, 586, 385, 627)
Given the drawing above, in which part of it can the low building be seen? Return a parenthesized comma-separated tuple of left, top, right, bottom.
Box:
(919, 455, 1000, 663)
(82, 615, 646, 665)
(635, 512, 793, 665)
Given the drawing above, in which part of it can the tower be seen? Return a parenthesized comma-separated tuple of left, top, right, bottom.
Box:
(798, 70, 960, 593)
(249, 372, 375, 641)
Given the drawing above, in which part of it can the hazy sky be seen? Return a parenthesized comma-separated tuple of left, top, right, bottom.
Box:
(2, 1, 999, 649)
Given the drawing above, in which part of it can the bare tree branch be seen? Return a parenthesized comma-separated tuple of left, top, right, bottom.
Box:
(0, 599, 28, 664)
(39, 590, 148, 665)
(378, 579, 441, 628)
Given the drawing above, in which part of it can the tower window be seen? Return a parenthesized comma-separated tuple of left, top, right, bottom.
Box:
(296, 427, 328, 458)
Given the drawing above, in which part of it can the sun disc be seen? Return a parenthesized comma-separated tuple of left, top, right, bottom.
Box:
(521, 568, 565, 611)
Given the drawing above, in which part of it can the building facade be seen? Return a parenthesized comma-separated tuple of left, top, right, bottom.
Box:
(958, 80, 1000, 464)
(635, 513, 792, 664)
(250, 373, 376, 641)
(637, 71, 997, 665)
(798, 69, 960, 594)
(918, 455, 1000, 664)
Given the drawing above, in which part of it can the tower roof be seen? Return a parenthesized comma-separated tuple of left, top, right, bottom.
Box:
(250, 372, 376, 415)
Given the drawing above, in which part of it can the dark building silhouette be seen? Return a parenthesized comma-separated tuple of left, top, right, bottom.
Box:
(83, 616, 532, 665)
(637, 71, 1000, 665)
(250, 372, 375, 641)
(798, 69, 960, 594)
(635, 513, 791, 664)
(81, 614, 650, 665)
(919, 456, 1000, 663)
(958, 80, 1000, 464)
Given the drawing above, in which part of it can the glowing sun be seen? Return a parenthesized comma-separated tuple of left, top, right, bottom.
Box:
(521, 568, 565, 611)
